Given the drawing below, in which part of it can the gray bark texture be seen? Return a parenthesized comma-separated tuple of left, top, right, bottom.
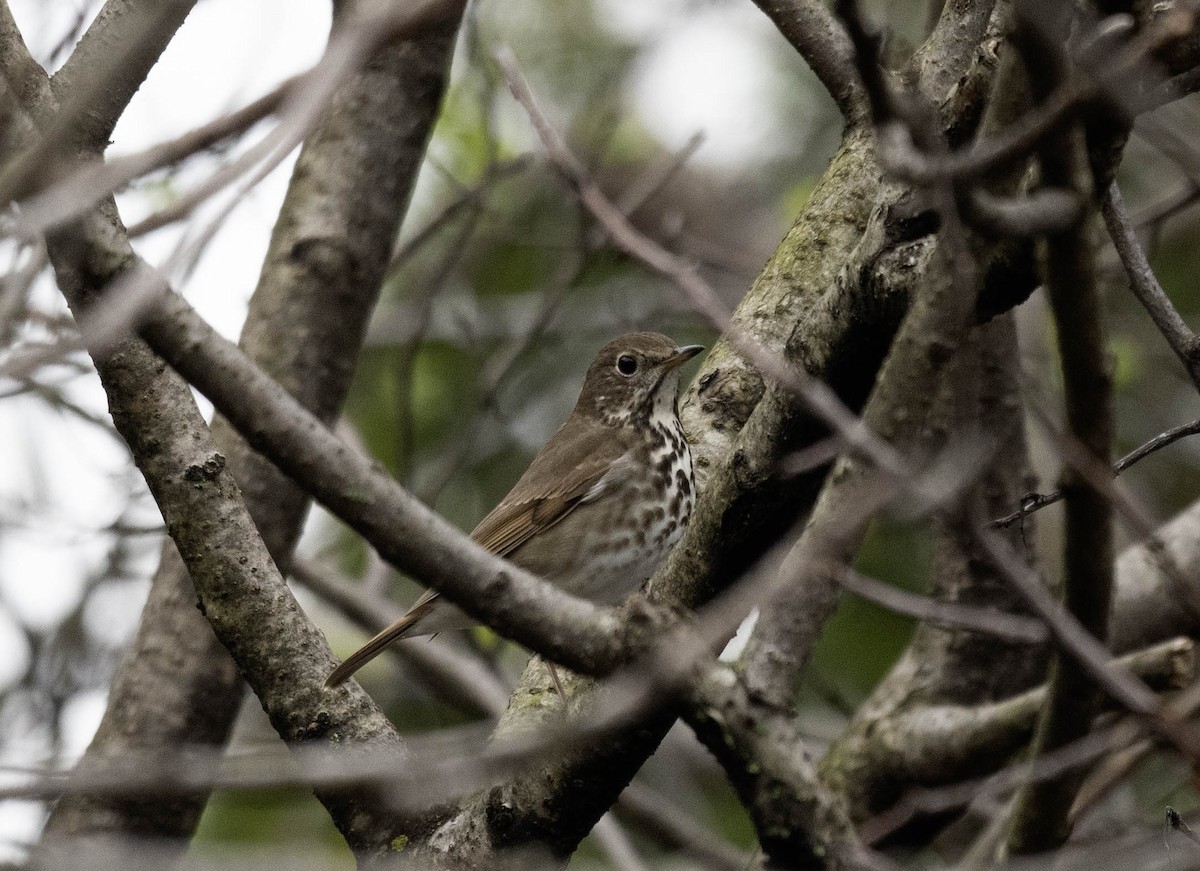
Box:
(30, 2, 463, 857)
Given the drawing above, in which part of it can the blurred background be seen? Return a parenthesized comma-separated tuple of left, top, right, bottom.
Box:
(1, 0, 1200, 867)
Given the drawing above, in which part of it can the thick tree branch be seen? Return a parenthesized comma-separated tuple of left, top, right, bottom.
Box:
(740, 0, 982, 714)
(39, 10, 461, 851)
(0, 0, 196, 203)
(406, 5, 1036, 862)
(908, 0, 999, 138)
(43, 210, 411, 858)
(833, 638, 1191, 832)
(1005, 5, 1116, 853)
(48, 0, 198, 154)
(0, 0, 467, 857)
(821, 314, 1048, 821)
(686, 667, 886, 871)
(674, 7, 991, 862)
(826, 480, 1200, 824)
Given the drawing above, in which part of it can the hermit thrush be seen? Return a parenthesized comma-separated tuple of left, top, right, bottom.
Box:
(325, 332, 703, 688)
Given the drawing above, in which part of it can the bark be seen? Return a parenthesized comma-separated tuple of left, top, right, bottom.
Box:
(42, 21, 459, 848)
(48, 0, 199, 156)
(1005, 3, 1115, 851)
(0, 0, 467, 858)
(819, 315, 1048, 822)
(11, 0, 1200, 863)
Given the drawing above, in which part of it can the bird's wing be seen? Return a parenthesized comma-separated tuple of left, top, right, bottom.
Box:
(470, 415, 635, 556)
(378, 418, 633, 637)
(327, 418, 634, 685)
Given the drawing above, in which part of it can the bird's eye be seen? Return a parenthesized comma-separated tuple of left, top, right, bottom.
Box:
(616, 355, 638, 376)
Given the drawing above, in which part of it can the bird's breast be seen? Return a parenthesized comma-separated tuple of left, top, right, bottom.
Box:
(513, 420, 695, 603)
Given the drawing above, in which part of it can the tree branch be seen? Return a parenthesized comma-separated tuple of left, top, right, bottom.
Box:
(1004, 4, 1117, 852)
(1101, 181, 1200, 392)
(42, 212, 412, 857)
(991, 417, 1200, 529)
(750, 0, 868, 125)
(294, 559, 510, 718)
(838, 637, 1190, 836)
(48, 0, 198, 154)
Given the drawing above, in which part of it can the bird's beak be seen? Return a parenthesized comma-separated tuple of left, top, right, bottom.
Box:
(663, 344, 704, 371)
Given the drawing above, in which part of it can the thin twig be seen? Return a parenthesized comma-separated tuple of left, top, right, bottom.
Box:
(861, 719, 1141, 845)
(384, 156, 532, 276)
(1102, 181, 1200, 392)
(292, 559, 511, 717)
(13, 77, 295, 236)
(616, 782, 753, 871)
(119, 0, 463, 238)
(977, 528, 1173, 724)
(990, 417, 1200, 528)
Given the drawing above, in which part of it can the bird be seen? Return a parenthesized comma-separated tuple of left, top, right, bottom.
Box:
(325, 332, 703, 688)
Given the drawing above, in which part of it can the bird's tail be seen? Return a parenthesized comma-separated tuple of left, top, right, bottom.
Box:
(324, 599, 435, 688)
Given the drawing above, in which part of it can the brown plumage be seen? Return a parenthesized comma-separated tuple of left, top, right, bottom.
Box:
(325, 332, 702, 689)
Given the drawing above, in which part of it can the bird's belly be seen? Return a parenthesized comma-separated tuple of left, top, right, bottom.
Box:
(557, 517, 683, 604)
(514, 470, 692, 605)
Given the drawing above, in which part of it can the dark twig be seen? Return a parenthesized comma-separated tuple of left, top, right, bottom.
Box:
(1003, 6, 1118, 849)
(990, 418, 1200, 528)
(1102, 181, 1200, 392)
(883, 82, 1082, 185)
(834, 0, 897, 124)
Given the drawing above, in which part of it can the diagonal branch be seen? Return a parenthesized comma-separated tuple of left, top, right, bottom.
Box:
(40, 12, 463, 856)
(43, 213, 412, 856)
(16, 76, 293, 236)
(1101, 181, 1200, 392)
(750, 0, 868, 125)
(991, 417, 1200, 528)
(48, 0, 199, 154)
(682, 3, 990, 862)
(0, 0, 465, 857)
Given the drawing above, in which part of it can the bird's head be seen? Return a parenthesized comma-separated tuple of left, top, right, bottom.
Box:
(576, 332, 703, 426)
